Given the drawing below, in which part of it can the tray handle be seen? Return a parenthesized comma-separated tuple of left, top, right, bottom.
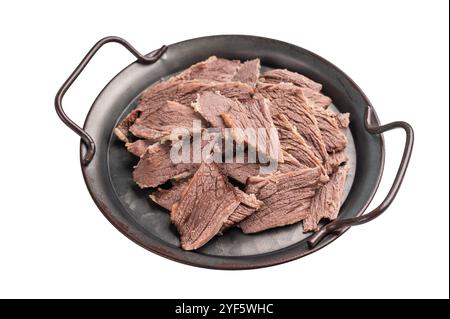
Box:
(308, 105, 414, 248)
(55, 36, 167, 165)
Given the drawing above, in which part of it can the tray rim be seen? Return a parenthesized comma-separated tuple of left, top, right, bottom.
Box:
(80, 34, 385, 270)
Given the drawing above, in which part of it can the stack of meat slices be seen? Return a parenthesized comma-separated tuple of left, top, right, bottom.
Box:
(114, 56, 351, 250)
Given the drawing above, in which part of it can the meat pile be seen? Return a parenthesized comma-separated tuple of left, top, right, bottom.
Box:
(114, 56, 351, 250)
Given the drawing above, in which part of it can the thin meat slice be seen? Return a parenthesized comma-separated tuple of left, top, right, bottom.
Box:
(125, 139, 153, 157)
(150, 178, 262, 233)
(114, 109, 141, 143)
(133, 143, 198, 188)
(221, 95, 283, 162)
(257, 82, 328, 164)
(220, 188, 263, 232)
(328, 150, 349, 173)
(336, 113, 350, 128)
(261, 69, 322, 91)
(175, 56, 241, 82)
(129, 101, 206, 141)
(171, 162, 241, 250)
(313, 107, 348, 152)
(115, 80, 253, 141)
(232, 59, 260, 86)
(193, 91, 237, 128)
(301, 87, 332, 109)
(303, 164, 350, 232)
(239, 168, 327, 234)
(275, 113, 326, 174)
(149, 180, 190, 210)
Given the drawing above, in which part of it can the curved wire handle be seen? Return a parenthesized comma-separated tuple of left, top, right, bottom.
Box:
(308, 105, 414, 248)
(55, 36, 167, 165)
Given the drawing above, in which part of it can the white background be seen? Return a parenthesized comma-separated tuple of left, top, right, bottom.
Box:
(0, 0, 448, 299)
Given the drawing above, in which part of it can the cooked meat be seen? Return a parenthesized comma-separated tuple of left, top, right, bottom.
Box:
(313, 107, 348, 152)
(175, 56, 241, 82)
(133, 143, 198, 188)
(150, 178, 261, 233)
(327, 150, 349, 173)
(336, 113, 350, 128)
(261, 69, 322, 91)
(171, 162, 241, 250)
(303, 164, 350, 232)
(125, 139, 153, 157)
(220, 188, 263, 232)
(257, 82, 328, 164)
(221, 95, 283, 162)
(114, 109, 141, 143)
(129, 101, 206, 141)
(301, 87, 332, 109)
(232, 59, 260, 86)
(275, 113, 326, 174)
(239, 167, 327, 233)
(149, 180, 190, 210)
(115, 80, 253, 141)
(193, 91, 237, 128)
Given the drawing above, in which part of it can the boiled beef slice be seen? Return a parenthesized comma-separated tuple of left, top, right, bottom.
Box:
(261, 69, 322, 91)
(257, 82, 328, 164)
(175, 56, 241, 82)
(327, 150, 349, 173)
(232, 59, 260, 86)
(149, 180, 190, 210)
(221, 95, 283, 162)
(313, 107, 348, 153)
(275, 113, 326, 174)
(301, 87, 332, 109)
(129, 101, 206, 141)
(239, 167, 327, 234)
(171, 162, 241, 250)
(193, 91, 237, 128)
(133, 142, 198, 188)
(303, 164, 350, 232)
(115, 80, 253, 141)
(125, 139, 153, 157)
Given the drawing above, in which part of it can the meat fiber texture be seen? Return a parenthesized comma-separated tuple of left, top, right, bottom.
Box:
(113, 56, 352, 251)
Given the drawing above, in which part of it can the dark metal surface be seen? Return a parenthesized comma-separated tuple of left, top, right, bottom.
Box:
(54, 36, 167, 165)
(308, 106, 414, 248)
(56, 35, 413, 269)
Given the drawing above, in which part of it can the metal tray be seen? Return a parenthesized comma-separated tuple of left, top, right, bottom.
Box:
(55, 35, 413, 269)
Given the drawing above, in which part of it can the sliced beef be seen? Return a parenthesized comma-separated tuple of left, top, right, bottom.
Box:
(171, 162, 241, 250)
(133, 143, 198, 188)
(336, 113, 350, 128)
(175, 56, 241, 82)
(239, 167, 327, 234)
(114, 109, 141, 143)
(257, 82, 328, 164)
(275, 113, 326, 174)
(115, 80, 253, 141)
(221, 95, 283, 162)
(129, 101, 206, 141)
(301, 87, 332, 109)
(313, 107, 348, 152)
(261, 69, 322, 91)
(327, 150, 349, 173)
(149, 180, 190, 210)
(303, 164, 350, 232)
(125, 139, 153, 157)
(232, 59, 260, 86)
(194, 91, 237, 128)
(220, 188, 263, 232)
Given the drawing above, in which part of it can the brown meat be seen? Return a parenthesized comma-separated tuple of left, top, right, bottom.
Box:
(149, 180, 190, 210)
(239, 168, 327, 234)
(171, 162, 241, 250)
(301, 87, 332, 109)
(261, 69, 322, 91)
(125, 139, 153, 157)
(328, 150, 349, 173)
(129, 101, 206, 141)
(303, 164, 350, 232)
(313, 107, 348, 153)
(193, 91, 237, 128)
(115, 80, 253, 141)
(275, 113, 326, 174)
(221, 95, 283, 162)
(336, 113, 350, 128)
(133, 143, 198, 188)
(175, 56, 241, 82)
(232, 59, 260, 86)
(257, 82, 328, 164)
